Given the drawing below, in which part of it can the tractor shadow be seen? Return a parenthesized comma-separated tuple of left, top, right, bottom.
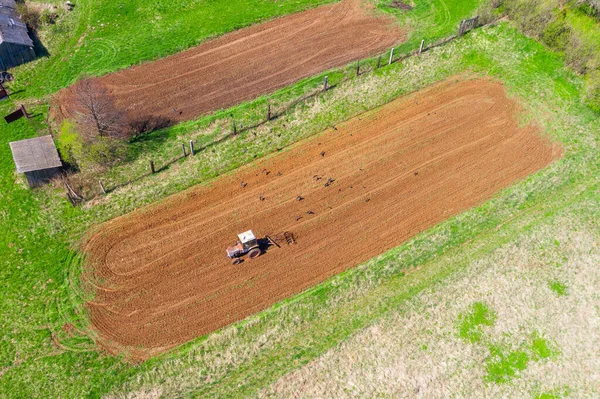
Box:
(258, 237, 279, 254)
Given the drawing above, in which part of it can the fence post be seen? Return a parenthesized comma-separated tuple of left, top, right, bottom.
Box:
(377, 56, 382, 69)
(182, 143, 187, 157)
(356, 61, 360, 76)
(189, 140, 195, 156)
(150, 160, 155, 174)
(323, 76, 329, 92)
(419, 39, 425, 56)
(66, 191, 76, 206)
(232, 119, 237, 135)
(21, 104, 29, 119)
(389, 48, 395, 65)
(267, 103, 272, 121)
(99, 180, 107, 195)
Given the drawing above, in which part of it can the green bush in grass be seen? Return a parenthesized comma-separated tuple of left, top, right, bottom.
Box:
(584, 69, 600, 111)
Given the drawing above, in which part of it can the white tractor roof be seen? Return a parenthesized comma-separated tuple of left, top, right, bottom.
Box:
(238, 230, 256, 243)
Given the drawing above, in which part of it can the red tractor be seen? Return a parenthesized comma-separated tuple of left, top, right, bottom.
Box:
(226, 230, 262, 265)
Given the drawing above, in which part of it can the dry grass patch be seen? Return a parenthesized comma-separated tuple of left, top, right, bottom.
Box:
(259, 205, 600, 398)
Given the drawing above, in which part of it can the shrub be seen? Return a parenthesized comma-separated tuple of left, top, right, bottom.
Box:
(15, 3, 40, 30)
(541, 17, 571, 51)
(501, 0, 557, 39)
(39, 9, 58, 25)
(565, 34, 596, 74)
(77, 138, 127, 169)
(584, 70, 600, 112)
(478, 1, 502, 25)
(585, 53, 600, 72)
(576, 0, 600, 19)
(57, 119, 127, 170)
(495, 0, 598, 75)
(56, 120, 82, 168)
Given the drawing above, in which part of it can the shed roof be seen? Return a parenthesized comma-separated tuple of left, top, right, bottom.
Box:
(0, 0, 33, 47)
(9, 135, 62, 173)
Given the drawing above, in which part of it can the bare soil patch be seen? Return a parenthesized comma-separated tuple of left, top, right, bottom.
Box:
(54, 0, 405, 128)
(83, 79, 561, 359)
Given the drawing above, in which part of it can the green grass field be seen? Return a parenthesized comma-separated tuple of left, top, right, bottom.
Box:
(1, 0, 599, 397)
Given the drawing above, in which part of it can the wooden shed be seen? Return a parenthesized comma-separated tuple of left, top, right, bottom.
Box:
(0, 0, 35, 70)
(9, 135, 62, 188)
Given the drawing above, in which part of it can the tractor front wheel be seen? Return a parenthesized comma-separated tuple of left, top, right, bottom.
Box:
(248, 248, 261, 259)
(232, 258, 242, 265)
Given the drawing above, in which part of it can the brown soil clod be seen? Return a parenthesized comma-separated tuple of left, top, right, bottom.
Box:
(82, 79, 561, 359)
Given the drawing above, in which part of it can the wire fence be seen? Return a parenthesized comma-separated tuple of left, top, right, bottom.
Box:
(74, 16, 482, 204)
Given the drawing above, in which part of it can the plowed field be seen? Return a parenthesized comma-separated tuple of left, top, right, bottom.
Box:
(84, 79, 561, 358)
(55, 0, 404, 126)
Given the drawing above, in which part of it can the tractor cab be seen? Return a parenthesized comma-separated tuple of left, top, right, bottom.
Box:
(226, 230, 261, 264)
(238, 230, 258, 250)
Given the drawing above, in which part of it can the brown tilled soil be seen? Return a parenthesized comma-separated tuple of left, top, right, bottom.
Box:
(83, 79, 561, 359)
(54, 0, 405, 127)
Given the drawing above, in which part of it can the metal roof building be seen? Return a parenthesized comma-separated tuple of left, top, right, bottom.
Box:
(9, 135, 62, 187)
(0, 0, 35, 70)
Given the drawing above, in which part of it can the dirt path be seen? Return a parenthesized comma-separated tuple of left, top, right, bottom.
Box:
(55, 0, 405, 127)
(83, 78, 561, 359)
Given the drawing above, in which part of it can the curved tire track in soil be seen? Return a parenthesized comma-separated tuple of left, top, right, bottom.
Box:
(83, 79, 562, 359)
(54, 0, 406, 126)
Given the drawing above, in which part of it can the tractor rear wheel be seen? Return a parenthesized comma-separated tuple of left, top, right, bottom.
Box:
(232, 258, 242, 265)
(248, 248, 261, 259)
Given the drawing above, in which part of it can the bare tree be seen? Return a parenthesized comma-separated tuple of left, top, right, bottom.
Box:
(73, 78, 126, 141)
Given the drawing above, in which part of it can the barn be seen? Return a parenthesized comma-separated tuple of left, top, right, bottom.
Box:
(9, 135, 62, 188)
(0, 0, 35, 70)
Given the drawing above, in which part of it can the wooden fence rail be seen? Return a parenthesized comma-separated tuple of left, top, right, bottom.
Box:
(82, 16, 485, 202)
